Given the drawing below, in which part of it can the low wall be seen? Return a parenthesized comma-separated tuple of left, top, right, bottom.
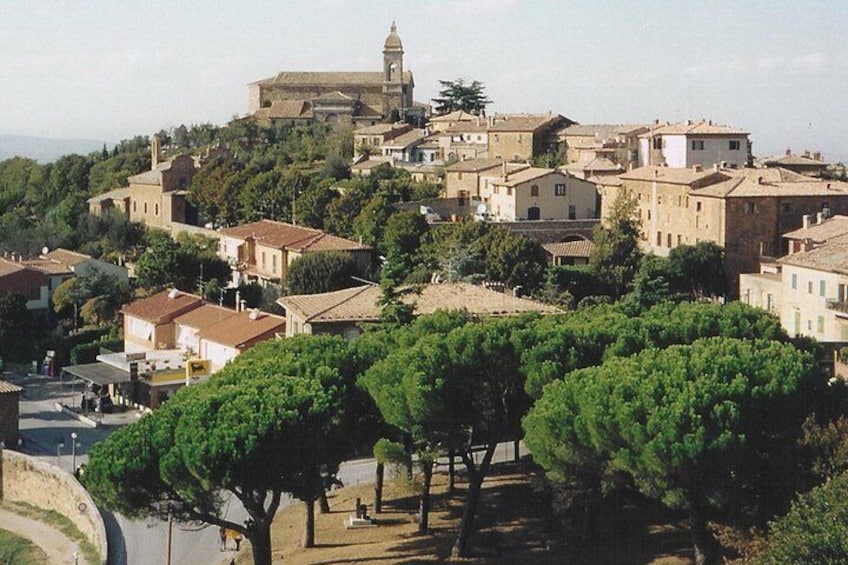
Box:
(1, 449, 107, 564)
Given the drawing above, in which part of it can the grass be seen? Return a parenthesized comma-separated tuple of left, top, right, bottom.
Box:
(0, 529, 48, 565)
(4, 501, 100, 565)
(233, 460, 695, 564)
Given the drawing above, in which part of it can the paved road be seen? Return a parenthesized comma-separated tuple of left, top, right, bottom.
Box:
(9, 371, 528, 565)
(0, 506, 82, 564)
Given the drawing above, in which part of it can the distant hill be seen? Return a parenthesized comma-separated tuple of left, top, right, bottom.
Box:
(0, 134, 110, 163)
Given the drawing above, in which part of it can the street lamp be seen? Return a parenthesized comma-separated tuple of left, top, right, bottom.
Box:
(56, 442, 64, 467)
(70, 432, 78, 473)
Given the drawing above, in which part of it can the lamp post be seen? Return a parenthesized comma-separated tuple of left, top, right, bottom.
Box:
(70, 432, 78, 473)
(56, 442, 64, 467)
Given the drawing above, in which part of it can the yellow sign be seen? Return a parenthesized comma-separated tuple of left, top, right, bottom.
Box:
(186, 359, 211, 379)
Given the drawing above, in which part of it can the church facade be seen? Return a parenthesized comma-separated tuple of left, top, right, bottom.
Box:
(248, 23, 414, 126)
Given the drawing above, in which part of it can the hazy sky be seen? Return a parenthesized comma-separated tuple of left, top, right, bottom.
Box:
(2, 0, 846, 161)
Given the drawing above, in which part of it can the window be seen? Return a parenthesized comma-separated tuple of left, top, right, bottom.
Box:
(667, 233, 672, 247)
(808, 280, 813, 294)
(696, 201, 702, 212)
(746, 202, 756, 214)
(691, 140, 705, 150)
(792, 273, 798, 289)
(657, 195, 663, 205)
(132, 200, 137, 213)
(817, 315, 825, 334)
(656, 231, 662, 246)
(677, 234, 683, 245)
(729, 140, 741, 151)
(820, 280, 826, 297)
(554, 184, 566, 196)
(507, 187, 513, 196)
(457, 172, 463, 180)
(568, 205, 576, 220)
(652, 136, 662, 150)
(261, 252, 266, 270)
(143, 202, 148, 214)
(272, 254, 277, 274)
(154, 203, 159, 216)
(648, 209, 652, 220)
(530, 184, 539, 197)
(517, 134, 523, 142)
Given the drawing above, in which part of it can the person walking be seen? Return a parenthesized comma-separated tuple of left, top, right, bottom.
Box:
(219, 527, 227, 551)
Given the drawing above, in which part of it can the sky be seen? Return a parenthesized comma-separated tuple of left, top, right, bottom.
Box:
(1, 0, 847, 162)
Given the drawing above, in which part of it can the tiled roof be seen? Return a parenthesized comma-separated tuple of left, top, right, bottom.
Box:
(121, 289, 203, 324)
(779, 233, 848, 273)
(692, 168, 848, 198)
(0, 258, 29, 277)
(639, 120, 748, 136)
(255, 71, 413, 87)
(278, 282, 562, 323)
(382, 129, 427, 149)
(620, 166, 727, 186)
(23, 259, 72, 275)
(562, 124, 651, 138)
(784, 215, 848, 242)
(445, 158, 504, 173)
(87, 187, 131, 204)
(764, 154, 828, 166)
(430, 110, 478, 122)
(253, 100, 313, 119)
(0, 380, 22, 394)
(492, 167, 561, 188)
(174, 304, 237, 330)
(563, 158, 622, 173)
(42, 248, 90, 266)
(351, 158, 393, 170)
(220, 220, 370, 252)
(489, 114, 564, 132)
(354, 123, 411, 136)
(444, 121, 489, 133)
(543, 240, 595, 258)
(197, 310, 285, 349)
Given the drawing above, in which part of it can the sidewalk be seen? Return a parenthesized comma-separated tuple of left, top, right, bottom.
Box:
(0, 505, 81, 564)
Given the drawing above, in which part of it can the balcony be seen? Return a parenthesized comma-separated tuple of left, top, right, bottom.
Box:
(827, 299, 848, 317)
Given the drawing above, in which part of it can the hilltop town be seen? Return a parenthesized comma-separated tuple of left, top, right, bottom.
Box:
(0, 22, 847, 565)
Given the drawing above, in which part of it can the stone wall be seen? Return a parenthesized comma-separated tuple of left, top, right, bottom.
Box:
(1, 450, 107, 564)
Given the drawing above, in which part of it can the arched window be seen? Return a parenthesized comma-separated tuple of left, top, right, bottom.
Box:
(154, 203, 159, 216)
(530, 184, 539, 197)
(132, 200, 137, 213)
(143, 202, 148, 214)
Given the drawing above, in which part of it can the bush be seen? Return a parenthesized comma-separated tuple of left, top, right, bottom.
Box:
(70, 339, 124, 365)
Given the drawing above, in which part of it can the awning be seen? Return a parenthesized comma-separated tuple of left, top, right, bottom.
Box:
(62, 363, 130, 387)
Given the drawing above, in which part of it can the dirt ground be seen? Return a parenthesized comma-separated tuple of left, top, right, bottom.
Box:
(234, 461, 696, 565)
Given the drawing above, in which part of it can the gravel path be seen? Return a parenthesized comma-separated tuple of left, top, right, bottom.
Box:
(0, 506, 82, 564)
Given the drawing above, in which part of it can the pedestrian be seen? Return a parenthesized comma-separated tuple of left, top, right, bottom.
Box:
(219, 526, 227, 551)
(234, 532, 242, 551)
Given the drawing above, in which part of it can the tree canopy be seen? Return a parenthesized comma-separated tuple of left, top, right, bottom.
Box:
(524, 337, 820, 564)
(286, 251, 365, 295)
(589, 190, 643, 299)
(431, 78, 492, 116)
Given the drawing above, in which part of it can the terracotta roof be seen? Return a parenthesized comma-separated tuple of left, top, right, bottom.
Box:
(489, 114, 564, 132)
(23, 259, 72, 275)
(692, 168, 848, 198)
(563, 158, 622, 173)
(444, 121, 489, 133)
(0, 380, 22, 394)
(445, 158, 504, 173)
(639, 120, 748, 136)
(351, 158, 393, 170)
(256, 71, 413, 87)
(620, 166, 728, 186)
(355, 123, 411, 135)
(42, 248, 91, 266)
(764, 154, 828, 167)
(382, 129, 427, 149)
(430, 110, 477, 122)
(0, 258, 30, 277)
(779, 233, 848, 273)
(278, 282, 562, 323)
(174, 304, 237, 330)
(253, 100, 314, 119)
(543, 240, 595, 258)
(492, 167, 562, 188)
(121, 289, 203, 324)
(87, 187, 131, 203)
(784, 215, 848, 242)
(197, 310, 285, 349)
(220, 220, 370, 252)
(562, 124, 651, 138)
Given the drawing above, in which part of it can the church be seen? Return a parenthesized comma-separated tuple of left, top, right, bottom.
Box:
(248, 23, 418, 127)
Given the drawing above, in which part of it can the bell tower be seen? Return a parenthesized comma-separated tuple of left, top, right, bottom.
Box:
(382, 21, 404, 120)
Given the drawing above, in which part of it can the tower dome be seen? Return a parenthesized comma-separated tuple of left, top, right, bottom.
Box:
(384, 21, 402, 50)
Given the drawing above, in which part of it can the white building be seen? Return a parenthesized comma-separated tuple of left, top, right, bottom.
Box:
(638, 119, 749, 169)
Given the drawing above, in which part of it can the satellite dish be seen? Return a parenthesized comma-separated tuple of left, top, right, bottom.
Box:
(42, 246, 49, 255)
(476, 203, 487, 214)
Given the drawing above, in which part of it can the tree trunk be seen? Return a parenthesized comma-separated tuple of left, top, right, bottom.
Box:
(319, 489, 330, 514)
(688, 493, 716, 565)
(451, 443, 496, 558)
(448, 449, 455, 495)
(301, 496, 315, 548)
(374, 461, 384, 513)
(418, 461, 433, 534)
(247, 520, 273, 565)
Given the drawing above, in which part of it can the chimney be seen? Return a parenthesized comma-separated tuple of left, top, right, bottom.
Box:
(686, 119, 692, 126)
(786, 147, 792, 156)
(804, 150, 811, 158)
(654, 118, 659, 125)
(803, 214, 810, 229)
(235, 290, 241, 311)
(814, 151, 822, 161)
(817, 212, 824, 224)
(757, 176, 763, 185)
(693, 164, 702, 172)
(713, 163, 720, 172)
(803, 237, 813, 252)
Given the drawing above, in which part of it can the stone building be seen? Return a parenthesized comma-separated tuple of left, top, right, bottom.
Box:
(597, 166, 848, 296)
(248, 23, 414, 125)
(487, 113, 574, 162)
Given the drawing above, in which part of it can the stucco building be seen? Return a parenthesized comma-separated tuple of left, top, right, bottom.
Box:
(248, 23, 414, 125)
(638, 119, 750, 169)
